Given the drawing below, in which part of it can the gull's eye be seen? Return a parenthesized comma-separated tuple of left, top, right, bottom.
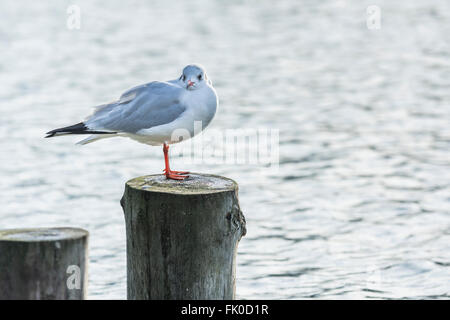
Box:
(181, 75, 186, 81)
(197, 74, 202, 81)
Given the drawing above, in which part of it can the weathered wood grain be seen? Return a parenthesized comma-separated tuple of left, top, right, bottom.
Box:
(121, 173, 246, 300)
(0, 227, 88, 300)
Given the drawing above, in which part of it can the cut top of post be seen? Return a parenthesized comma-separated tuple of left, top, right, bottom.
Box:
(126, 173, 238, 195)
(0, 227, 89, 242)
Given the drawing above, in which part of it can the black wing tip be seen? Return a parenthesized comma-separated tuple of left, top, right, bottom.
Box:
(44, 122, 87, 138)
(44, 129, 59, 138)
(45, 129, 59, 137)
(45, 122, 117, 138)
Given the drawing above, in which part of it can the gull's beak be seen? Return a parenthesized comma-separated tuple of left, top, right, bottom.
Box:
(187, 80, 195, 89)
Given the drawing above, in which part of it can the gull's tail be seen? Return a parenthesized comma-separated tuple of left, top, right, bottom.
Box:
(45, 122, 116, 138)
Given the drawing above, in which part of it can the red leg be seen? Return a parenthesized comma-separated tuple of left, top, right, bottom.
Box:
(162, 143, 189, 180)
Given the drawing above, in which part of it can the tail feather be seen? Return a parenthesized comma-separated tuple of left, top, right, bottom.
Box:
(45, 122, 116, 138)
(76, 134, 114, 145)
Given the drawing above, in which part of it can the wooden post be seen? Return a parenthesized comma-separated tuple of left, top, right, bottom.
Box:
(121, 173, 246, 300)
(0, 227, 88, 300)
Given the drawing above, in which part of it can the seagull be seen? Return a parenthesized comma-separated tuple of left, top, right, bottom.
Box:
(46, 64, 218, 180)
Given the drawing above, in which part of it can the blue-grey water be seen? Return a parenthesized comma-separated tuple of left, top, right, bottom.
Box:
(1, 0, 449, 299)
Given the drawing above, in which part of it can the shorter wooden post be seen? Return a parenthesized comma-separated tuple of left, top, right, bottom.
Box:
(0, 227, 88, 300)
(121, 173, 246, 300)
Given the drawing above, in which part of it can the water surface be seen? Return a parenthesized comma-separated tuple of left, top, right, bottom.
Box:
(0, 0, 449, 299)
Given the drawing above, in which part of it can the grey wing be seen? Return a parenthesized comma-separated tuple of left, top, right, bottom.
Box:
(85, 81, 186, 133)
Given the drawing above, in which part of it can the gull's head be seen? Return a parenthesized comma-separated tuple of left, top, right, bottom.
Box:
(179, 64, 210, 91)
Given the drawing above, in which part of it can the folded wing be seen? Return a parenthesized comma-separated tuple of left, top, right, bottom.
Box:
(85, 81, 186, 134)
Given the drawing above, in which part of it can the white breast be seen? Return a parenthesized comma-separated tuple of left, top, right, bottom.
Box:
(132, 84, 218, 146)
